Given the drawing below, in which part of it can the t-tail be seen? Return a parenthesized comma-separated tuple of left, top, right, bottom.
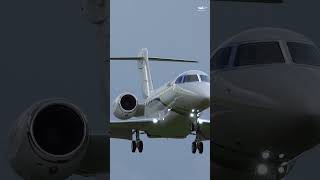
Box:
(110, 48, 198, 98)
(138, 48, 153, 98)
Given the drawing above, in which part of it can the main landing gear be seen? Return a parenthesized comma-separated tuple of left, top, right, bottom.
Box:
(131, 130, 143, 153)
(192, 127, 204, 154)
(192, 139, 203, 154)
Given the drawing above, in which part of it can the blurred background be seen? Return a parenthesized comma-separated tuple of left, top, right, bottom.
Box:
(110, 0, 210, 180)
(212, 0, 320, 179)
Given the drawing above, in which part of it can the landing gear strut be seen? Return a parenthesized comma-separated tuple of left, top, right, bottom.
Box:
(191, 112, 204, 154)
(131, 130, 143, 153)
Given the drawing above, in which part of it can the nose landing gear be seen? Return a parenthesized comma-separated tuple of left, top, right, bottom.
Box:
(131, 130, 144, 153)
(254, 151, 290, 179)
(191, 109, 204, 154)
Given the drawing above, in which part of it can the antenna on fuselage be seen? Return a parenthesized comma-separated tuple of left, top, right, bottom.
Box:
(110, 48, 198, 98)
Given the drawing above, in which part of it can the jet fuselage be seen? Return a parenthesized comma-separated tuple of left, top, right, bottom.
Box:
(142, 70, 210, 138)
(212, 28, 320, 178)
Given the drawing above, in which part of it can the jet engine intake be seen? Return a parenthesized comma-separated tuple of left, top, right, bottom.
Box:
(8, 99, 89, 180)
(113, 93, 139, 119)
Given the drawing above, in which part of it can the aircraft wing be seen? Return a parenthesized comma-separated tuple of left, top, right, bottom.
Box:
(198, 119, 210, 140)
(109, 118, 159, 140)
(75, 134, 109, 176)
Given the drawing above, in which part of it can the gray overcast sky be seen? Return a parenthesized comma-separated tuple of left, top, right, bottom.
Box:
(110, 0, 209, 180)
(212, 0, 320, 179)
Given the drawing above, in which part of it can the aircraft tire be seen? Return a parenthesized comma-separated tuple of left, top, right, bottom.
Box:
(198, 142, 203, 154)
(138, 141, 143, 153)
(131, 141, 136, 153)
(192, 141, 197, 154)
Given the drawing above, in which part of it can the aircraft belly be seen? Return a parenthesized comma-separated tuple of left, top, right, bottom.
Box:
(211, 143, 290, 180)
(212, 162, 278, 180)
(146, 111, 191, 138)
(213, 103, 320, 158)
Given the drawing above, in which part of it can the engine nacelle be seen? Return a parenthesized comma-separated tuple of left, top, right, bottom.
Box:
(113, 93, 139, 120)
(8, 99, 89, 180)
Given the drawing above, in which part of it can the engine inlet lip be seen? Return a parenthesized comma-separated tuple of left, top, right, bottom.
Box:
(29, 99, 88, 160)
(119, 94, 137, 112)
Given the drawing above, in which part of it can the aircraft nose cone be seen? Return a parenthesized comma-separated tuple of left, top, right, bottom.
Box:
(176, 83, 210, 110)
(288, 113, 320, 150)
(272, 82, 320, 149)
(198, 88, 210, 107)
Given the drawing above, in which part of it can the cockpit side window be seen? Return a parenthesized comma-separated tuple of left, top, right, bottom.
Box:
(200, 75, 209, 82)
(183, 75, 199, 83)
(211, 47, 232, 70)
(234, 42, 285, 66)
(175, 76, 184, 84)
(288, 42, 320, 66)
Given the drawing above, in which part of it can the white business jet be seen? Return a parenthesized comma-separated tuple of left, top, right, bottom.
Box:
(109, 48, 210, 154)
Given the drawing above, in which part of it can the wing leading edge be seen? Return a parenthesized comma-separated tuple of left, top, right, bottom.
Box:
(109, 118, 160, 140)
(75, 134, 109, 176)
(109, 118, 211, 140)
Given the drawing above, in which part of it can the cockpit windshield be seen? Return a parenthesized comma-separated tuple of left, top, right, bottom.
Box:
(175, 74, 208, 84)
(288, 42, 320, 66)
(183, 75, 199, 83)
(234, 42, 285, 66)
(200, 75, 209, 82)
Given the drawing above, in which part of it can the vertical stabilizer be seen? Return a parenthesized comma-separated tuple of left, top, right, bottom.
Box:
(110, 49, 197, 98)
(138, 48, 154, 98)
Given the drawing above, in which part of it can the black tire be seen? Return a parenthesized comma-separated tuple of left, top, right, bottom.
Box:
(138, 141, 144, 153)
(198, 142, 203, 154)
(131, 141, 136, 153)
(192, 141, 197, 154)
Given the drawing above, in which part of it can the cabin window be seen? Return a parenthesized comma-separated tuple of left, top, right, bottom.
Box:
(288, 42, 320, 66)
(211, 47, 232, 70)
(234, 42, 284, 66)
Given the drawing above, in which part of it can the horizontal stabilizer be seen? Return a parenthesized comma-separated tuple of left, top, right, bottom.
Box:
(110, 57, 197, 63)
(110, 48, 197, 98)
